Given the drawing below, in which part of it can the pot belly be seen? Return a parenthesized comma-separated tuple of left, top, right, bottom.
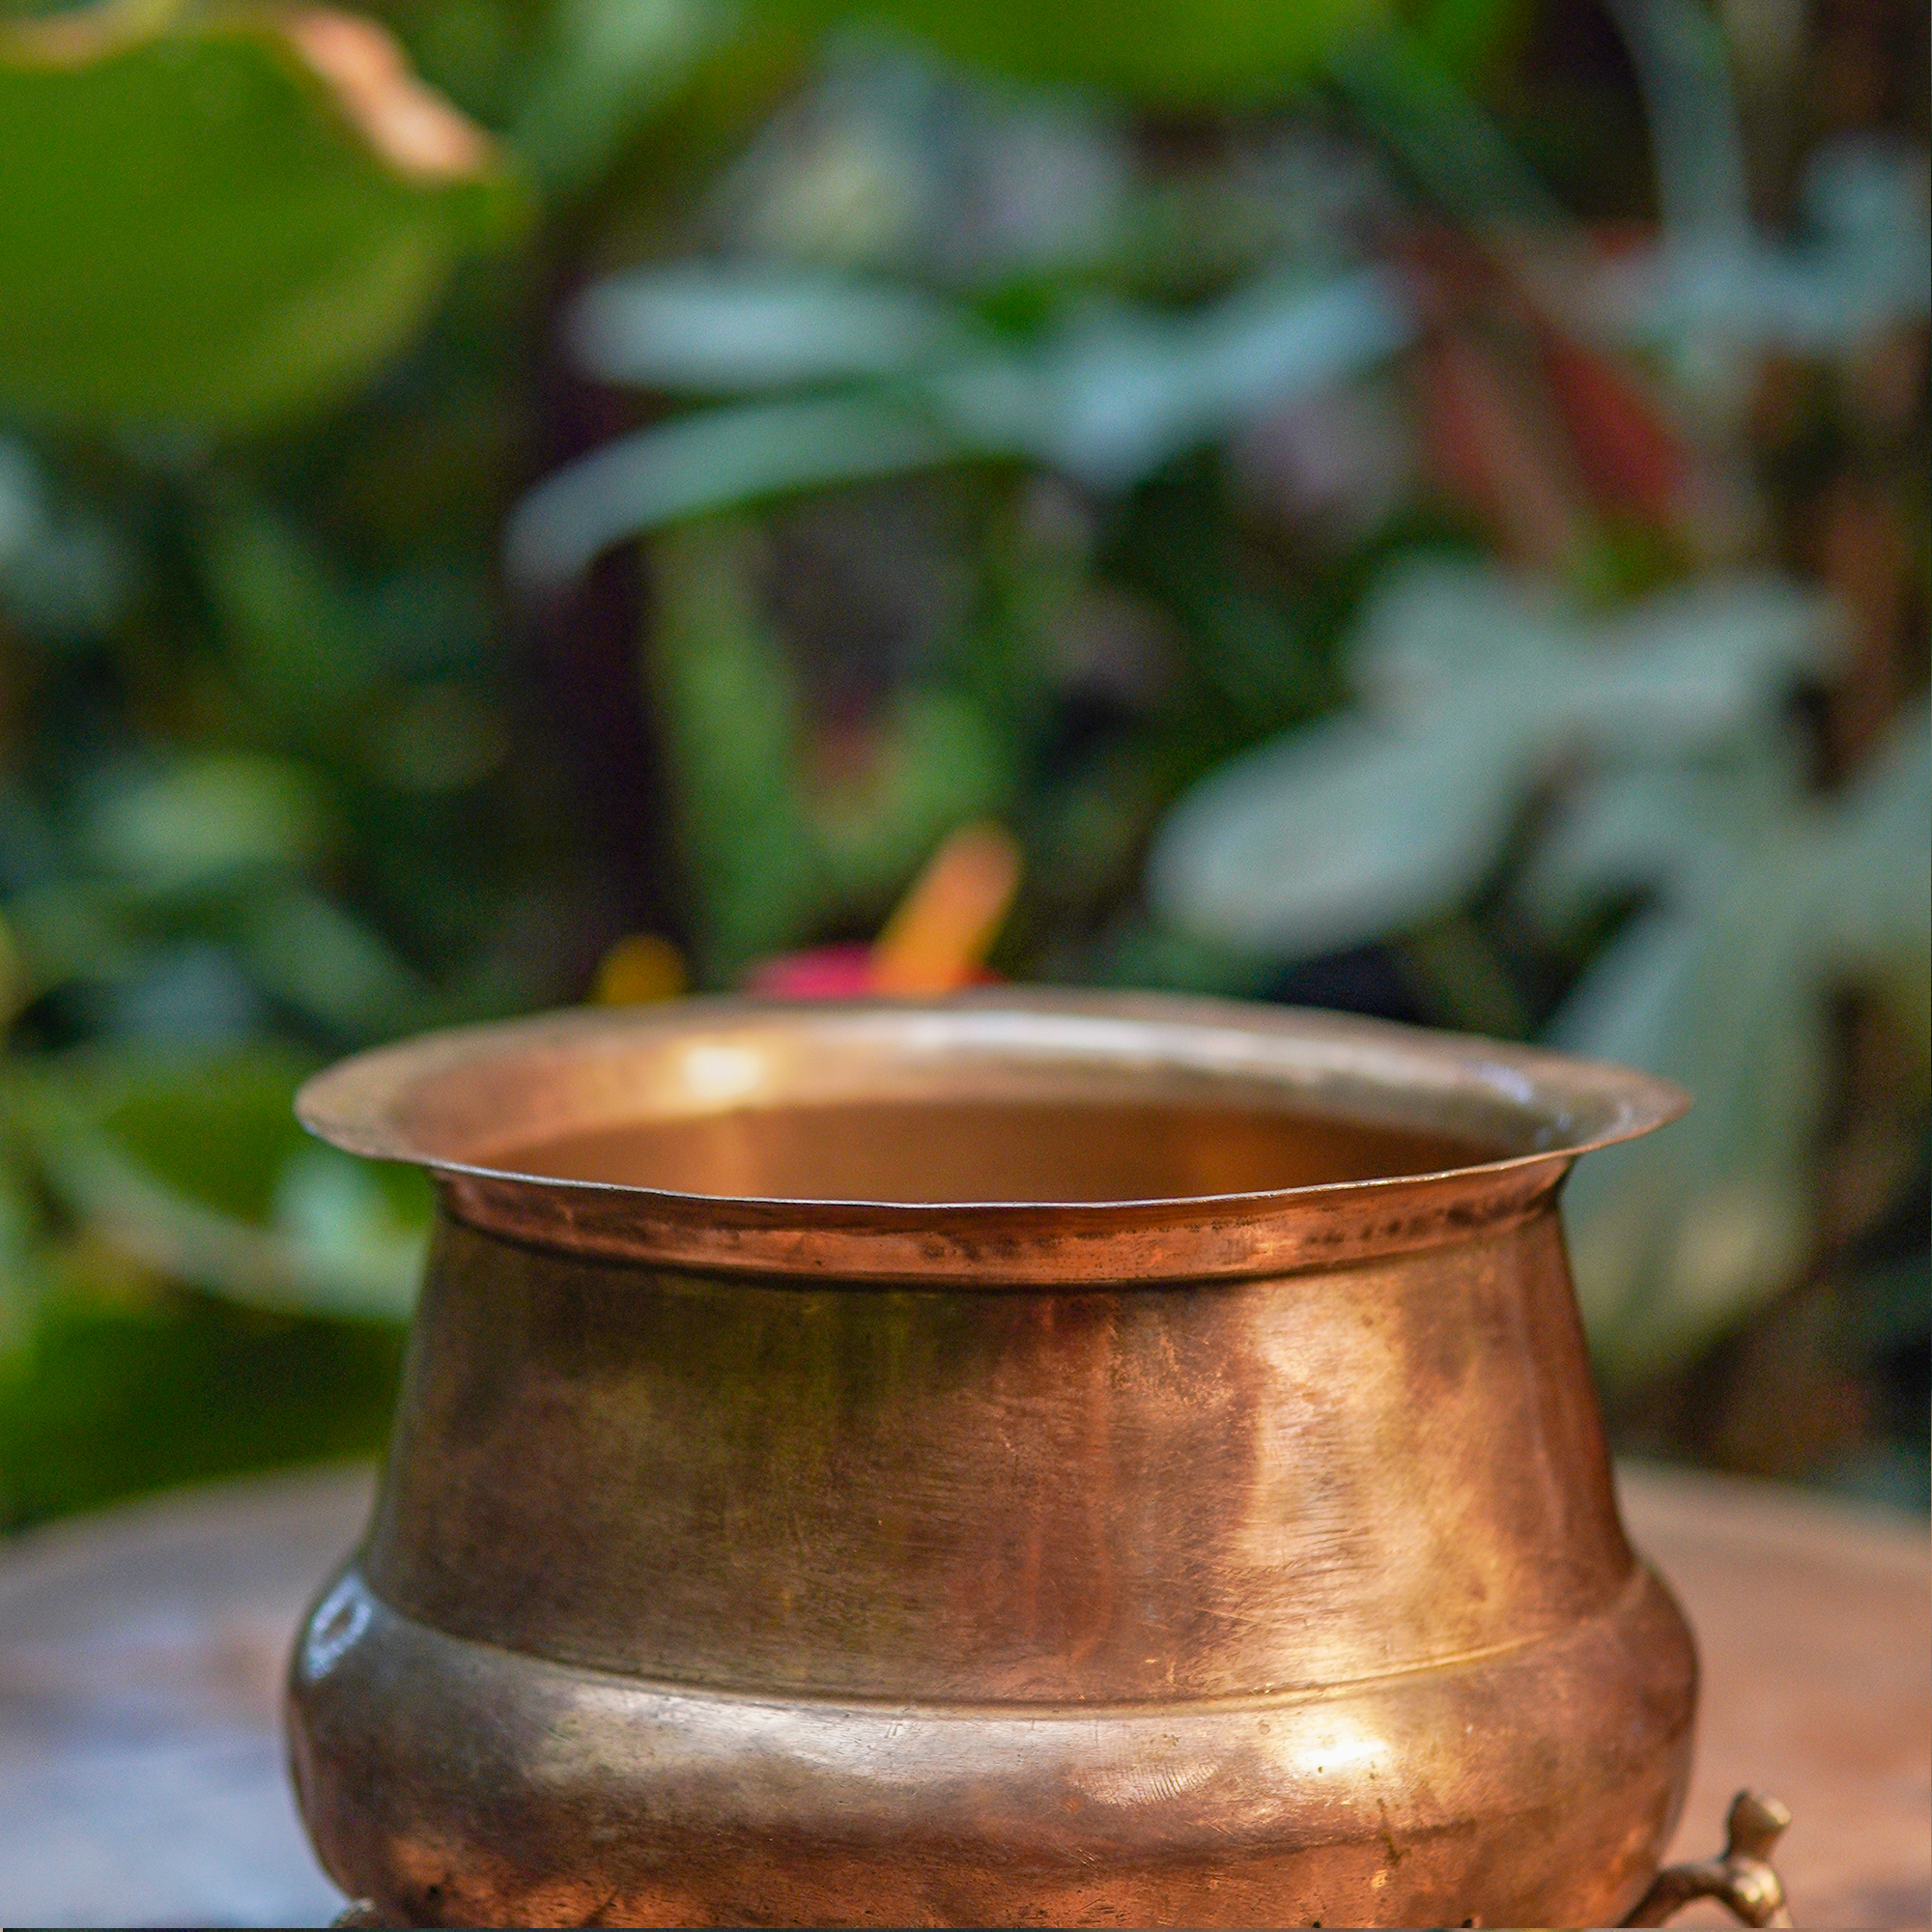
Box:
(288, 1556, 1693, 1929)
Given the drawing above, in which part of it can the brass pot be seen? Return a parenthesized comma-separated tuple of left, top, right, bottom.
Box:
(287, 991, 1703, 1928)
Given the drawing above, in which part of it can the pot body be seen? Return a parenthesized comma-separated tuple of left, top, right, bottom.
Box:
(286, 994, 1696, 1928)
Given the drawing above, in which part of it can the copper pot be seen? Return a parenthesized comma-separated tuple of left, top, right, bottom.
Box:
(287, 991, 1719, 1928)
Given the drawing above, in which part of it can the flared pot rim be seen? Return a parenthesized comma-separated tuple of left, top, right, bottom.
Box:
(296, 988, 1687, 1284)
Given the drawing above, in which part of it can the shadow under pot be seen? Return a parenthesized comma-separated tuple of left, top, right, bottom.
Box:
(284, 989, 1756, 1928)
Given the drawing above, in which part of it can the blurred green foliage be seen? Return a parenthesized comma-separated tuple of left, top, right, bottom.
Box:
(758, 0, 1391, 103)
(0, 0, 526, 428)
(0, 0, 1924, 1526)
(0, 1286, 405, 1525)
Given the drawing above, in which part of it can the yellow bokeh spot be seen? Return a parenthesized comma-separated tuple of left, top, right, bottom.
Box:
(592, 933, 687, 1006)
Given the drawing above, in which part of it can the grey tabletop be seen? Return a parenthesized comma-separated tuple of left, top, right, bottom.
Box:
(0, 1462, 1925, 1929)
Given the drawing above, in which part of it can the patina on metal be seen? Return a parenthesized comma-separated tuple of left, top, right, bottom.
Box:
(284, 990, 1760, 1927)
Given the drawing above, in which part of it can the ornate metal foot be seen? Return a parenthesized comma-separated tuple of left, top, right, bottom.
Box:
(1623, 1789, 1793, 1926)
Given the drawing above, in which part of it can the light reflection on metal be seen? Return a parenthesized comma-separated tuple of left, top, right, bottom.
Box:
(284, 990, 1765, 1928)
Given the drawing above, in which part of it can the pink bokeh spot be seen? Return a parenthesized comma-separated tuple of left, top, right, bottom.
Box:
(743, 944, 875, 1000)
(743, 945, 1002, 1000)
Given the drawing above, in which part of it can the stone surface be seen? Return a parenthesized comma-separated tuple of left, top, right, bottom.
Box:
(0, 1467, 366, 1929)
(0, 1460, 1923, 1928)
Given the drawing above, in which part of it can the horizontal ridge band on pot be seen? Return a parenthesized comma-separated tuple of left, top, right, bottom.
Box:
(294, 991, 1686, 1284)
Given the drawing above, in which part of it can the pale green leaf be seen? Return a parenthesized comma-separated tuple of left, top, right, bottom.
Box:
(1555, 707, 1930, 1383)
(13, 1052, 426, 1321)
(82, 753, 334, 894)
(519, 267, 1412, 580)
(932, 268, 1412, 487)
(571, 265, 980, 389)
(506, 393, 959, 586)
(1147, 707, 1533, 956)
(239, 886, 429, 1039)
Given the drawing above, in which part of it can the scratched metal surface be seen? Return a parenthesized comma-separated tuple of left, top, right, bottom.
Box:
(0, 1462, 1923, 1928)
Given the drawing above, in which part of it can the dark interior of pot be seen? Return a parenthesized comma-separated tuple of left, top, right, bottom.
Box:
(487, 1098, 1503, 1206)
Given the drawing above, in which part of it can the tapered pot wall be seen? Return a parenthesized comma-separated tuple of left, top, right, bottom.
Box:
(284, 992, 1695, 1928)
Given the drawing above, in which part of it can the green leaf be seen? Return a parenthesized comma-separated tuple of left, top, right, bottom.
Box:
(931, 268, 1412, 487)
(754, 0, 1389, 103)
(1148, 558, 1843, 961)
(0, 1152, 46, 1360)
(1555, 703, 1931, 1384)
(1817, 701, 1932, 1058)
(1147, 707, 1533, 956)
(512, 0, 742, 198)
(2, 880, 144, 997)
(0, 0, 528, 430)
(1558, 879, 1832, 1382)
(0, 434, 131, 637)
(571, 265, 981, 390)
(11, 1050, 429, 1321)
(196, 493, 388, 734)
(515, 267, 1412, 582)
(507, 392, 960, 585)
(238, 885, 429, 1039)
(1407, 0, 1532, 84)
(1513, 754, 1805, 935)
(1329, 23, 1569, 231)
(0, 1284, 404, 1530)
(82, 753, 335, 895)
(647, 518, 826, 979)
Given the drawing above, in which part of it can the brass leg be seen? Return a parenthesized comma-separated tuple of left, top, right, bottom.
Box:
(1622, 1790, 1793, 1927)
